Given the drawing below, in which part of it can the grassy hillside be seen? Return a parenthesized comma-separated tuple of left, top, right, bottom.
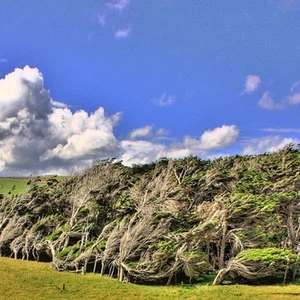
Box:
(0, 178, 28, 195)
(0, 176, 66, 196)
(1, 257, 300, 300)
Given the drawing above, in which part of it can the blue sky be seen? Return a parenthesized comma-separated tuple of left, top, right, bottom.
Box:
(0, 0, 299, 175)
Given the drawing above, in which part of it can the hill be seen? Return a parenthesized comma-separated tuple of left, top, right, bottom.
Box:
(0, 176, 66, 196)
(0, 177, 29, 196)
(0, 144, 299, 286)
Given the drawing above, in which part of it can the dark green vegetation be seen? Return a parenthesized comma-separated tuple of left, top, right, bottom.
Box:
(0, 144, 299, 286)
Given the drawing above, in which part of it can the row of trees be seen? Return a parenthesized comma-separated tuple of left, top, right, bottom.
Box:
(0, 144, 299, 285)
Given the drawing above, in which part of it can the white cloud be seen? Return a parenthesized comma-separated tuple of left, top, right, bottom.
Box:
(287, 80, 300, 105)
(243, 75, 261, 94)
(258, 79, 300, 110)
(2, 66, 296, 174)
(41, 108, 120, 161)
(129, 125, 153, 140)
(184, 125, 239, 151)
(258, 92, 283, 110)
(242, 135, 299, 155)
(115, 27, 131, 39)
(51, 100, 69, 108)
(129, 125, 170, 140)
(119, 124, 239, 166)
(120, 140, 165, 166)
(0, 66, 121, 175)
(120, 140, 192, 166)
(152, 93, 175, 107)
(199, 125, 239, 149)
(107, 0, 131, 11)
(0, 59, 7, 63)
(97, 0, 133, 38)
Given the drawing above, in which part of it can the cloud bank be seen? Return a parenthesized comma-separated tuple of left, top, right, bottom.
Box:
(0, 66, 296, 175)
(0, 66, 121, 175)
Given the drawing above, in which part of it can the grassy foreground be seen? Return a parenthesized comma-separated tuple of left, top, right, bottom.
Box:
(1, 258, 300, 300)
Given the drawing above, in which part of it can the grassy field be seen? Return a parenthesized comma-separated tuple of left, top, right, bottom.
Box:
(0, 177, 28, 195)
(1, 257, 300, 300)
(0, 176, 66, 196)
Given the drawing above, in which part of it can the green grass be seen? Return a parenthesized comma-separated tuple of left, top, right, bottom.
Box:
(0, 178, 28, 195)
(1, 258, 300, 300)
(0, 176, 67, 196)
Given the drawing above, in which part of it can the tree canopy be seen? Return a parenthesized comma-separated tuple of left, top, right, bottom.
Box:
(0, 144, 299, 285)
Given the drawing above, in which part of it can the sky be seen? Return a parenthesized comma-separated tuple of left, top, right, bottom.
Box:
(0, 0, 299, 175)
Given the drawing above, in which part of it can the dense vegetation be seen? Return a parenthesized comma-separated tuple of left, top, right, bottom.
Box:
(0, 144, 299, 286)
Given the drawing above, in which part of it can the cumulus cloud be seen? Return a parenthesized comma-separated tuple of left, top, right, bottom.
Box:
(115, 27, 131, 39)
(120, 140, 165, 166)
(120, 139, 192, 166)
(152, 93, 175, 107)
(129, 125, 153, 140)
(242, 135, 299, 155)
(41, 108, 120, 161)
(0, 66, 121, 175)
(243, 75, 261, 94)
(184, 125, 239, 151)
(120, 125, 239, 166)
(3, 66, 296, 174)
(129, 125, 169, 140)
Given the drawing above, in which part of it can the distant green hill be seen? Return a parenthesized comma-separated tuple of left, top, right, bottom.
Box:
(0, 177, 28, 195)
(0, 176, 66, 196)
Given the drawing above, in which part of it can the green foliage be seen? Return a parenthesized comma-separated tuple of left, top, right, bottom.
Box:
(154, 240, 179, 255)
(237, 248, 297, 264)
(45, 229, 63, 241)
(57, 244, 81, 260)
